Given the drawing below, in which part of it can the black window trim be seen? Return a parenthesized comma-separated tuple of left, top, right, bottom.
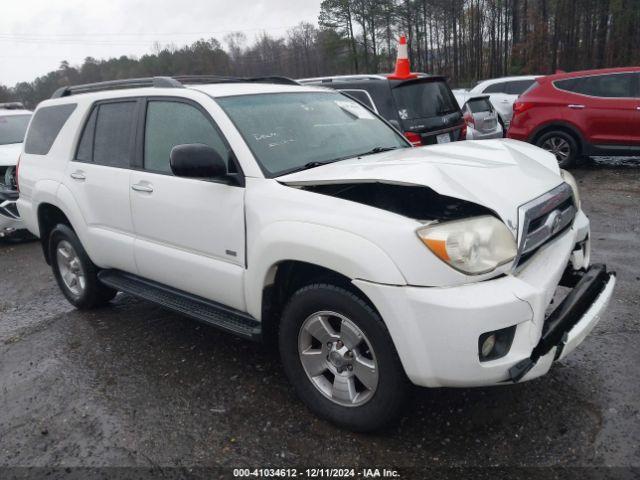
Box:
(337, 89, 379, 113)
(73, 97, 142, 170)
(552, 71, 640, 99)
(138, 96, 245, 188)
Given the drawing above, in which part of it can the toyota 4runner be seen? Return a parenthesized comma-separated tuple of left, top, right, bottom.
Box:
(17, 76, 616, 431)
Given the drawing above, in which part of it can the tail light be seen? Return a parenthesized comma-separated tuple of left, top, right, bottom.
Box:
(460, 124, 467, 140)
(15, 154, 21, 192)
(463, 110, 475, 127)
(404, 131, 422, 147)
(513, 101, 534, 115)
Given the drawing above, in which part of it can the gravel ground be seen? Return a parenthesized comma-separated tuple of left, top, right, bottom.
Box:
(0, 158, 638, 478)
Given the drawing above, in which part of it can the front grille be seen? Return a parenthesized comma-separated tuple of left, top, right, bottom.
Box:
(514, 183, 576, 269)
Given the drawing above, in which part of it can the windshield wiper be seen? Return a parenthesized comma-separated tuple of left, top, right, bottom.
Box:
(357, 146, 400, 156)
(280, 147, 400, 176)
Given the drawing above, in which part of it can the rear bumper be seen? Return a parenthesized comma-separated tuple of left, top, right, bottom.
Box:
(354, 210, 615, 388)
(466, 125, 504, 140)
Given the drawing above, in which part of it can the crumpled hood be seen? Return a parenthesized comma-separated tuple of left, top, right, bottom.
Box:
(0, 143, 22, 167)
(278, 139, 563, 233)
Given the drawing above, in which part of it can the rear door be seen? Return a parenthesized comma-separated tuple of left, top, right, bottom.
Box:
(555, 72, 638, 146)
(129, 97, 246, 310)
(64, 99, 138, 272)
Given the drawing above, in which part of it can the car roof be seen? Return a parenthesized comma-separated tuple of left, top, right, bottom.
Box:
(188, 82, 327, 97)
(0, 108, 32, 117)
(541, 66, 640, 82)
(474, 75, 542, 87)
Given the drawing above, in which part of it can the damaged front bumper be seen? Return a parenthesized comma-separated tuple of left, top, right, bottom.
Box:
(0, 187, 23, 237)
(354, 210, 616, 388)
(509, 264, 616, 382)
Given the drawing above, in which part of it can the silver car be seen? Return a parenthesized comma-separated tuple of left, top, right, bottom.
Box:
(453, 93, 503, 140)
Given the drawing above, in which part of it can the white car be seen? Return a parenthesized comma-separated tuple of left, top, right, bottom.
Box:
(468, 75, 541, 129)
(17, 76, 615, 431)
(0, 103, 31, 238)
(453, 92, 503, 140)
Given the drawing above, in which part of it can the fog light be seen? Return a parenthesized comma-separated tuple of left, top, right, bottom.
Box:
(478, 325, 516, 362)
(481, 334, 496, 358)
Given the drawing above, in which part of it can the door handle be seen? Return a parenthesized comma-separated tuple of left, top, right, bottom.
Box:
(636, 106, 640, 111)
(568, 104, 586, 109)
(70, 171, 86, 181)
(131, 183, 154, 193)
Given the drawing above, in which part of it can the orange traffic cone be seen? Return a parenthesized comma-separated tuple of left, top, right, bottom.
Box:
(388, 36, 418, 80)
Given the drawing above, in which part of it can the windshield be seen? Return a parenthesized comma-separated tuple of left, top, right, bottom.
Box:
(216, 92, 408, 177)
(0, 114, 31, 145)
(392, 81, 459, 121)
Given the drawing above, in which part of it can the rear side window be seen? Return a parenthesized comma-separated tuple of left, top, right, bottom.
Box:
(83, 101, 137, 167)
(483, 82, 506, 94)
(505, 80, 536, 95)
(392, 81, 459, 120)
(24, 104, 76, 155)
(340, 90, 376, 111)
(467, 98, 493, 113)
(555, 73, 638, 98)
(144, 101, 229, 174)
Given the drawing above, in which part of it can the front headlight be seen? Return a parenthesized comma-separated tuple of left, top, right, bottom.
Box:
(561, 169, 581, 209)
(417, 216, 517, 275)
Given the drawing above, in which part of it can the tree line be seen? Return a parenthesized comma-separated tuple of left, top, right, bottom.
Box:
(2, 0, 639, 109)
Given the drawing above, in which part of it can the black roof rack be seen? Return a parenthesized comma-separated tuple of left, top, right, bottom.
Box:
(0, 102, 26, 110)
(51, 75, 299, 99)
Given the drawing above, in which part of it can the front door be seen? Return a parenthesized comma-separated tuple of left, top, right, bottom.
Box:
(129, 98, 246, 311)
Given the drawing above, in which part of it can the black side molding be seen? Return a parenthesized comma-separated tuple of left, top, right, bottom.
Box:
(98, 270, 262, 341)
(509, 264, 614, 382)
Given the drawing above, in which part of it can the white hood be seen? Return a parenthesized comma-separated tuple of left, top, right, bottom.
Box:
(278, 139, 563, 232)
(0, 143, 22, 167)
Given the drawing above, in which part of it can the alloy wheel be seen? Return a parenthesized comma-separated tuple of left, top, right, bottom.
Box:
(541, 136, 571, 163)
(298, 311, 379, 407)
(56, 240, 86, 297)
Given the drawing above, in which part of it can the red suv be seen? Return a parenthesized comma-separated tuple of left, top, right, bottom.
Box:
(507, 67, 640, 167)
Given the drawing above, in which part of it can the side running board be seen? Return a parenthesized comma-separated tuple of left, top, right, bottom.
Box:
(98, 270, 262, 341)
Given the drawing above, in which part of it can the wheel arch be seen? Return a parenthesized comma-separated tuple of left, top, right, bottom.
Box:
(530, 121, 586, 155)
(37, 202, 74, 264)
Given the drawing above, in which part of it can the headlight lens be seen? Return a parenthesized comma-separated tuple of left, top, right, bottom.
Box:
(417, 215, 517, 275)
(561, 169, 581, 209)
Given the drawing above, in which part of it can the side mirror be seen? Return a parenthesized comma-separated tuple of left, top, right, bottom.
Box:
(170, 144, 227, 178)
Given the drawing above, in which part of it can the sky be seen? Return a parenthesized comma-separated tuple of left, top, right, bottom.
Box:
(0, 0, 322, 86)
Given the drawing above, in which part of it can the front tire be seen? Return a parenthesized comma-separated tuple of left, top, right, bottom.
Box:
(536, 130, 578, 168)
(279, 283, 409, 431)
(49, 224, 116, 309)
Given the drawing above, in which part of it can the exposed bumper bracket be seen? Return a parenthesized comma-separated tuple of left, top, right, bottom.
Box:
(509, 263, 615, 383)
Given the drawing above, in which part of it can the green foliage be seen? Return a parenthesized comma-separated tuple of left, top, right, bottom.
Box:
(2, 1, 639, 107)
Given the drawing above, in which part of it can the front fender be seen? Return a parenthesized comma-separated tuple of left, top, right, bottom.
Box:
(244, 221, 407, 319)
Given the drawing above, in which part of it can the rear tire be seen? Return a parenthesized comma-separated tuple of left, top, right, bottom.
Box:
(279, 283, 409, 432)
(49, 224, 116, 309)
(536, 130, 578, 168)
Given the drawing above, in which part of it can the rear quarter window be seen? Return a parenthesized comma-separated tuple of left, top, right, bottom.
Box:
(24, 104, 76, 155)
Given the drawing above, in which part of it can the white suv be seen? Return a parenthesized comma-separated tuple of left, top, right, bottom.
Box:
(0, 103, 32, 238)
(17, 76, 615, 431)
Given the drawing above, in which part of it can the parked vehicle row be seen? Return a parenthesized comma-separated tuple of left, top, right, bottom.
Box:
(16, 73, 615, 431)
